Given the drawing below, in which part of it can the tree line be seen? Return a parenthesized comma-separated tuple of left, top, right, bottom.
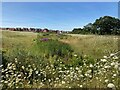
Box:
(71, 16, 120, 35)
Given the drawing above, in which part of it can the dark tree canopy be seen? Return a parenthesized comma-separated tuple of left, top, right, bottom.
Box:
(71, 16, 120, 35)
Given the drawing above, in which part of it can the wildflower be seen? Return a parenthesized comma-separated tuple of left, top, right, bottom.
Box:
(35, 71, 39, 74)
(21, 66, 25, 69)
(80, 85, 83, 88)
(12, 63, 15, 66)
(74, 54, 77, 57)
(16, 78, 20, 83)
(114, 64, 118, 69)
(96, 77, 98, 80)
(54, 84, 57, 87)
(6, 74, 9, 78)
(18, 74, 21, 77)
(104, 65, 110, 69)
(111, 62, 115, 66)
(15, 58, 18, 63)
(34, 68, 37, 70)
(0, 80, 4, 83)
(101, 59, 107, 62)
(113, 56, 118, 60)
(70, 67, 72, 70)
(85, 73, 89, 77)
(13, 67, 16, 70)
(113, 74, 117, 77)
(59, 67, 62, 70)
(80, 74, 84, 78)
(44, 78, 46, 80)
(110, 53, 114, 57)
(1, 69, 4, 73)
(41, 38, 49, 41)
(75, 67, 79, 70)
(4, 69, 8, 72)
(0, 65, 3, 67)
(107, 83, 115, 89)
(19, 62, 21, 64)
(30, 68, 33, 72)
(78, 70, 81, 73)
(62, 81, 65, 84)
(66, 70, 69, 73)
(87, 70, 92, 73)
(4, 81, 8, 84)
(80, 66, 82, 68)
(103, 56, 108, 59)
(8, 63, 12, 67)
(24, 77, 26, 79)
(105, 79, 109, 83)
(8, 66, 12, 70)
(60, 62, 62, 64)
(28, 65, 31, 67)
(89, 75, 92, 78)
(48, 79, 51, 82)
(90, 64, 93, 68)
(14, 74, 17, 77)
(112, 80, 115, 82)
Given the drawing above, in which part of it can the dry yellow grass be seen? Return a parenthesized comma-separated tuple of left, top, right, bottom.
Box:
(2, 30, 37, 50)
(61, 34, 119, 59)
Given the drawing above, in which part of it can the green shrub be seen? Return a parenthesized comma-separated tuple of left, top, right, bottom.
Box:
(36, 37, 74, 58)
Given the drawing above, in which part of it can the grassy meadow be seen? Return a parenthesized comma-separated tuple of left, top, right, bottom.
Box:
(2, 30, 118, 59)
(1, 30, 120, 89)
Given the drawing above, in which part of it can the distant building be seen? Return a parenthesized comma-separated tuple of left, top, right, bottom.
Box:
(1, 27, 65, 34)
(57, 30, 62, 34)
(43, 28, 49, 32)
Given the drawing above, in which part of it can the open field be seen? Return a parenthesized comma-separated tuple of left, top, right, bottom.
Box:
(2, 30, 119, 59)
(2, 30, 37, 49)
(1, 30, 120, 89)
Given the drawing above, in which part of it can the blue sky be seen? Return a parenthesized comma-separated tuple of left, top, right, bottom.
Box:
(2, 2, 118, 31)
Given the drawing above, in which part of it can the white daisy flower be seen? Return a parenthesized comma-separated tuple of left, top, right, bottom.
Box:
(18, 74, 21, 77)
(105, 79, 109, 83)
(21, 66, 25, 69)
(110, 53, 115, 57)
(111, 62, 115, 66)
(35, 71, 39, 74)
(113, 74, 117, 77)
(4, 81, 8, 84)
(101, 59, 107, 62)
(74, 54, 77, 57)
(80, 85, 83, 88)
(113, 56, 118, 59)
(62, 81, 65, 84)
(90, 64, 93, 68)
(103, 56, 108, 59)
(75, 67, 79, 70)
(107, 83, 115, 89)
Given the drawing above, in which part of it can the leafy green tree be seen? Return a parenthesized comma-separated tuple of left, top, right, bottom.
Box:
(93, 16, 120, 35)
(71, 28, 83, 34)
(71, 16, 120, 35)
